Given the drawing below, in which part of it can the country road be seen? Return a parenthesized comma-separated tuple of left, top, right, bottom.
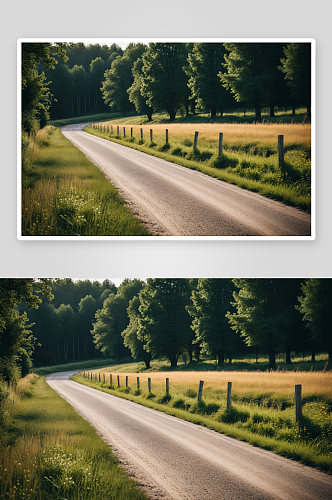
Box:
(46, 372, 332, 500)
(61, 124, 311, 237)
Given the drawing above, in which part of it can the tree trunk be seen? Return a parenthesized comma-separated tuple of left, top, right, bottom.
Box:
(285, 348, 292, 364)
(268, 349, 276, 369)
(210, 106, 216, 119)
(255, 105, 262, 122)
(195, 344, 201, 362)
(217, 350, 225, 365)
(269, 104, 275, 117)
(169, 109, 176, 121)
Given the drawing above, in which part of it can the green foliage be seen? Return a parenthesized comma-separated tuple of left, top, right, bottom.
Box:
(158, 142, 171, 152)
(172, 398, 187, 410)
(279, 43, 311, 111)
(216, 405, 250, 424)
(170, 146, 185, 157)
(158, 393, 172, 404)
(185, 388, 197, 398)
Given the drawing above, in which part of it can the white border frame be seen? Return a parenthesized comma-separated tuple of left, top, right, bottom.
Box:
(17, 38, 316, 241)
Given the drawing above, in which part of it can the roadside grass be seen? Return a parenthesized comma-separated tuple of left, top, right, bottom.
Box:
(73, 359, 332, 473)
(21, 126, 149, 236)
(86, 119, 311, 213)
(0, 374, 147, 500)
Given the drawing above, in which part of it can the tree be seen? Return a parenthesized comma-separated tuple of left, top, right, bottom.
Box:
(101, 56, 135, 114)
(188, 279, 237, 365)
(227, 279, 304, 368)
(55, 304, 77, 362)
(186, 43, 231, 118)
(141, 43, 188, 120)
(137, 279, 191, 367)
(21, 43, 67, 131)
(297, 279, 332, 362)
(0, 279, 53, 379)
(78, 295, 98, 359)
(89, 57, 106, 112)
(69, 65, 88, 116)
(220, 43, 282, 121)
(128, 58, 153, 121)
(122, 295, 152, 368)
(91, 294, 129, 359)
(279, 43, 312, 114)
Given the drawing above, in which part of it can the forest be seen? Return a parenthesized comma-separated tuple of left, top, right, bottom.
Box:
(0, 278, 330, 382)
(21, 41, 312, 133)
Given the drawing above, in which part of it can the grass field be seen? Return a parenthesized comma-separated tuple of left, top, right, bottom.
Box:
(21, 126, 149, 237)
(73, 356, 332, 473)
(0, 374, 147, 499)
(86, 116, 311, 212)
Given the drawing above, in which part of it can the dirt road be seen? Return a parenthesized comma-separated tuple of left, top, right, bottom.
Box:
(61, 124, 311, 237)
(46, 372, 332, 500)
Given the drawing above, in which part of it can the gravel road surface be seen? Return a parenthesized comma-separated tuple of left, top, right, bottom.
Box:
(61, 124, 311, 237)
(46, 372, 332, 500)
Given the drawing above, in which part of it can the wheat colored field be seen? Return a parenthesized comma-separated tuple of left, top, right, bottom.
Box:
(105, 122, 311, 148)
(93, 370, 331, 399)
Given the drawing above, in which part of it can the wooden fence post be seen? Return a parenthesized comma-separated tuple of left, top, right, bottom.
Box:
(117, 126, 119, 136)
(117, 375, 120, 388)
(103, 373, 105, 384)
(278, 135, 284, 169)
(227, 382, 232, 408)
(137, 377, 140, 391)
(219, 133, 223, 156)
(90, 372, 92, 380)
(98, 373, 100, 382)
(123, 126, 126, 137)
(131, 127, 133, 138)
(148, 378, 151, 393)
(111, 125, 113, 134)
(166, 378, 169, 395)
(110, 374, 112, 386)
(295, 384, 302, 422)
(166, 129, 168, 144)
(140, 128, 143, 140)
(194, 131, 199, 149)
(150, 129, 153, 142)
(198, 381, 204, 401)
(126, 376, 128, 388)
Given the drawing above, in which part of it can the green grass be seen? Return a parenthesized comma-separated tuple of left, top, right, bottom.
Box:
(86, 123, 311, 213)
(33, 358, 119, 377)
(73, 366, 332, 474)
(21, 126, 150, 236)
(0, 374, 147, 500)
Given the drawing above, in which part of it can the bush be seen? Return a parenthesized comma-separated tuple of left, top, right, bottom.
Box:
(138, 139, 145, 145)
(148, 141, 157, 148)
(182, 138, 193, 147)
(206, 402, 220, 415)
(216, 406, 250, 424)
(159, 142, 171, 152)
(171, 147, 185, 157)
(134, 389, 142, 396)
(158, 393, 172, 405)
(185, 388, 197, 398)
(190, 399, 207, 415)
(173, 398, 186, 410)
(209, 153, 239, 169)
(146, 392, 156, 399)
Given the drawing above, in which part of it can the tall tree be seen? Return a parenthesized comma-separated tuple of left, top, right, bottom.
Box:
(220, 43, 282, 121)
(89, 57, 106, 112)
(141, 43, 188, 120)
(297, 279, 332, 362)
(78, 295, 98, 359)
(0, 279, 53, 379)
(137, 278, 191, 367)
(55, 304, 77, 362)
(128, 58, 154, 121)
(69, 65, 88, 116)
(188, 279, 237, 365)
(279, 42, 312, 114)
(186, 43, 231, 118)
(122, 295, 152, 368)
(101, 56, 135, 114)
(227, 279, 303, 368)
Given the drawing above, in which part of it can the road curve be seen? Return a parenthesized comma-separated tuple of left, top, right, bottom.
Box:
(46, 372, 332, 500)
(61, 124, 311, 237)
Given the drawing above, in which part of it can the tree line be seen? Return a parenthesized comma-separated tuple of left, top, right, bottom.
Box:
(21, 41, 311, 133)
(0, 278, 330, 382)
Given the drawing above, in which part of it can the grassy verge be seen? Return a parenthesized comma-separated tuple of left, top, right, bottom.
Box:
(85, 120, 311, 213)
(21, 126, 149, 236)
(0, 374, 147, 500)
(72, 362, 332, 474)
(33, 358, 120, 377)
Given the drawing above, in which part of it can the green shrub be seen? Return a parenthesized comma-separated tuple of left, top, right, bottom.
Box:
(190, 399, 207, 415)
(171, 147, 185, 157)
(159, 142, 171, 152)
(173, 398, 186, 410)
(185, 388, 197, 398)
(182, 138, 193, 147)
(209, 153, 239, 169)
(216, 406, 250, 424)
(134, 389, 142, 396)
(206, 402, 220, 415)
(138, 139, 145, 145)
(158, 393, 172, 405)
(148, 141, 157, 148)
(146, 392, 156, 399)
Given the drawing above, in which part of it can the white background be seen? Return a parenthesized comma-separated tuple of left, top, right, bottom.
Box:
(1, 0, 330, 281)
